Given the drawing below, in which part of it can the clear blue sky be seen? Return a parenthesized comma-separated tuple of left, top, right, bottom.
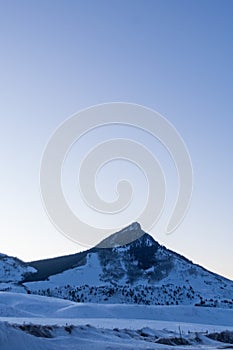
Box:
(0, 0, 232, 279)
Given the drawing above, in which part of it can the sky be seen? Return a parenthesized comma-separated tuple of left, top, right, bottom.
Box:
(0, 0, 232, 279)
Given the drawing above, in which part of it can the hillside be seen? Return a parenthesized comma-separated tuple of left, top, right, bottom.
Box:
(0, 254, 36, 293)
(22, 223, 233, 307)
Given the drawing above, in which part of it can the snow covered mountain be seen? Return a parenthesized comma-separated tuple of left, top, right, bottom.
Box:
(0, 253, 36, 293)
(21, 223, 233, 307)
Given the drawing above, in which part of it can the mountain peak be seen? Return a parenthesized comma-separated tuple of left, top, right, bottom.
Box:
(122, 221, 141, 231)
(23, 223, 233, 308)
(96, 222, 145, 248)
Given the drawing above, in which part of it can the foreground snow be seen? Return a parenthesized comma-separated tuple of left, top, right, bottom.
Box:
(1, 321, 233, 350)
(0, 292, 233, 349)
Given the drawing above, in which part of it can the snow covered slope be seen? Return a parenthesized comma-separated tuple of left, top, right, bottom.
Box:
(0, 293, 233, 350)
(2, 321, 233, 350)
(0, 254, 36, 293)
(23, 223, 233, 307)
(1, 292, 233, 327)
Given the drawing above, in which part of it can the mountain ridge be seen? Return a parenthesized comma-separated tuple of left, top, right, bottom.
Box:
(22, 223, 233, 308)
(24, 222, 197, 283)
(1, 222, 232, 307)
(26, 222, 231, 284)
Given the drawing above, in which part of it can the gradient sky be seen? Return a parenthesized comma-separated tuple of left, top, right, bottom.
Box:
(0, 0, 232, 279)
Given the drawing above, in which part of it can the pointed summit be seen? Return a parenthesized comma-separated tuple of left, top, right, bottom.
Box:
(125, 221, 141, 230)
(96, 222, 145, 248)
(24, 223, 233, 307)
